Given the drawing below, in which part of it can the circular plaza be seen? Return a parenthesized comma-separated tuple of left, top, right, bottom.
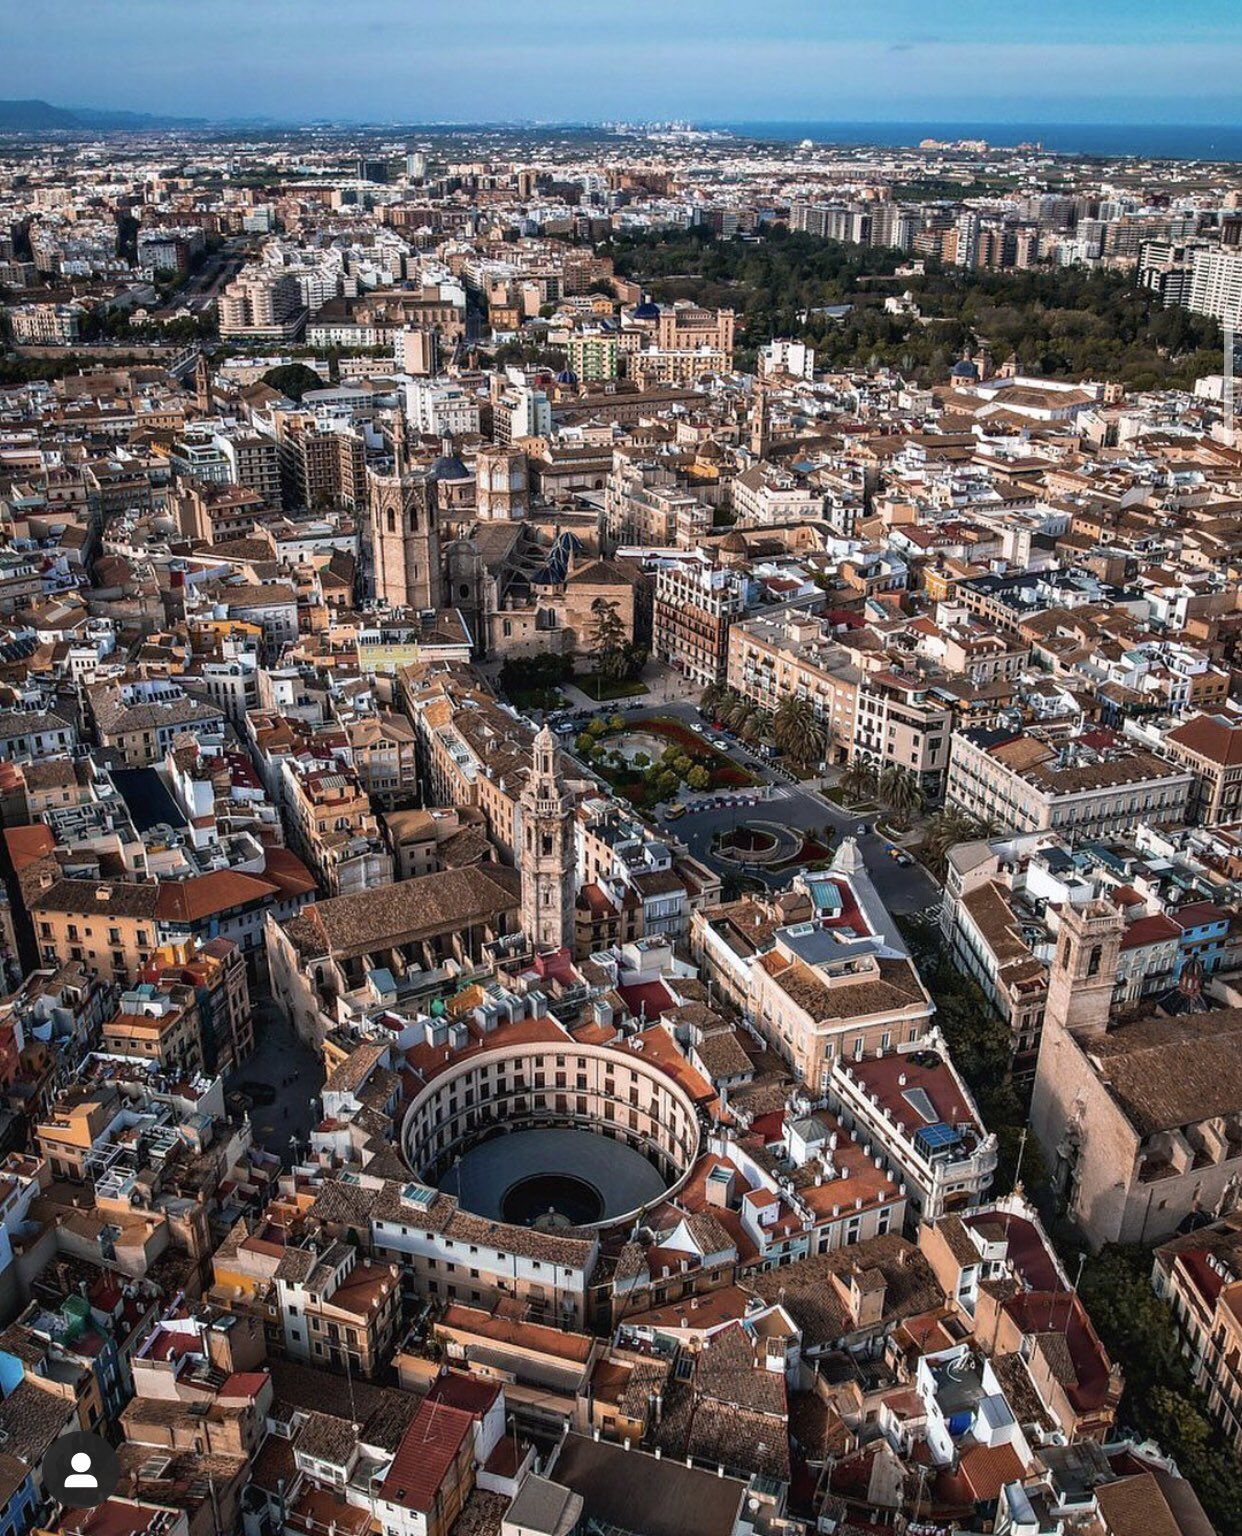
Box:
(401, 1040, 702, 1231)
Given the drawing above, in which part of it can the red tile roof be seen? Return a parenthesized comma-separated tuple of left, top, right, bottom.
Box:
(377, 1399, 474, 1512)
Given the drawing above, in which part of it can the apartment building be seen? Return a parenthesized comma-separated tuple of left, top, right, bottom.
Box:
(652, 560, 746, 686)
(280, 755, 394, 897)
(693, 860, 934, 1091)
(853, 667, 955, 794)
(90, 680, 226, 767)
(102, 982, 204, 1076)
(1164, 712, 1242, 826)
(31, 879, 161, 983)
(946, 727, 1194, 839)
(7, 302, 84, 345)
(1188, 246, 1242, 329)
(215, 430, 283, 507)
(274, 1239, 401, 1378)
(402, 377, 481, 438)
(727, 613, 859, 757)
(218, 270, 305, 341)
(1153, 1216, 1242, 1456)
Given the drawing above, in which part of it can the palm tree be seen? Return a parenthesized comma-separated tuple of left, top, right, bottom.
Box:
(700, 683, 726, 719)
(877, 765, 924, 824)
(740, 710, 767, 745)
(838, 760, 878, 804)
(773, 695, 827, 768)
(724, 697, 753, 733)
(920, 809, 996, 875)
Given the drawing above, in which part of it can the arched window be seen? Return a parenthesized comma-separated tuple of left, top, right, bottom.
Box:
(386, 508, 395, 534)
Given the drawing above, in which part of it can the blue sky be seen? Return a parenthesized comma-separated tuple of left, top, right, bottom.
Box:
(8, 0, 1241, 124)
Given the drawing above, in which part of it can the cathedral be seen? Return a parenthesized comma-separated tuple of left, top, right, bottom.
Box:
(364, 425, 637, 664)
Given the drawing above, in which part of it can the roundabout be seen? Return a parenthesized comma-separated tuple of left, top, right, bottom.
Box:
(713, 819, 802, 867)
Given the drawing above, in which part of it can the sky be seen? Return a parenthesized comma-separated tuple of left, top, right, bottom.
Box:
(7, 0, 1241, 125)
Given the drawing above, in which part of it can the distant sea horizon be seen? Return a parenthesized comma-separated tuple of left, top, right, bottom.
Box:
(711, 120, 1242, 161)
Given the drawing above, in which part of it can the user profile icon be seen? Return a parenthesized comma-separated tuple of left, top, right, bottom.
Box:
(44, 1432, 121, 1509)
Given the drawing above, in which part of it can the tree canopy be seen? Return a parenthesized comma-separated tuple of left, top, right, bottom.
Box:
(604, 225, 1221, 390)
(262, 362, 325, 401)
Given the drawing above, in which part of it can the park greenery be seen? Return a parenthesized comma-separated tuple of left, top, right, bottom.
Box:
(605, 225, 1222, 390)
(497, 653, 575, 711)
(575, 714, 755, 810)
(1076, 1246, 1242, 1536)
(262, 362, 326, 401)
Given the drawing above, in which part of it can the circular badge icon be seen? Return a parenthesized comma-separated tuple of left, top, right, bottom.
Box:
(44, 1432, 121, 1509)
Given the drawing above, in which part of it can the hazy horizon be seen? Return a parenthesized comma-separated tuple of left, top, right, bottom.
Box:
(7, 0, 1240, 127)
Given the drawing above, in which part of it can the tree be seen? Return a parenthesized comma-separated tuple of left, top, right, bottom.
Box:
(686, 765, 710, 790)
(839, 761, 878, 804)
(700, 683, 726, 718)
(740, 711, 768, 746)
(877, 765, 924, 823)
(773, 695, 827, 767)
(262, 363, 324, 401)
(921, 809, 997, 875)
(724, 697, 753, 733)
(587, 599, 629, 694)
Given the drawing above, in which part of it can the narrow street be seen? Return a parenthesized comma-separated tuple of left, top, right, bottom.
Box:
(228, 984, 325, 1164)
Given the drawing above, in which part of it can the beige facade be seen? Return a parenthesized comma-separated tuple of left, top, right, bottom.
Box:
(727, 613, 858, 757)
(946, 728, 1194, 838)
(1154, 1217, 1242, 1456)
(1032, 904, 1242, 1250)
(1165, 713, 1242, 826)
(32, 878, 160, 983)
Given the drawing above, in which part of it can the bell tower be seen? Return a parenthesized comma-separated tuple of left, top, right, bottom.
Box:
(366, 425, 442, 611)
(1045, 901, 1124, 1041)
(192, 352, 211, 416)
(475, 445, 529, 521)
(519, 726, 575, 953)
(749, 383, 770, 458)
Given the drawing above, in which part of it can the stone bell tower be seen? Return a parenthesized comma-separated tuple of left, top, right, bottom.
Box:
(475, 444, 529, 521)
(366, 423, 442, 611)
(1045, 900, 1124, 1041)
(519, 725, 575, 953)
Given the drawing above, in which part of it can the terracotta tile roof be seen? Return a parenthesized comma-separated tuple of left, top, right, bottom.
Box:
(378, 1399, 474, 1513)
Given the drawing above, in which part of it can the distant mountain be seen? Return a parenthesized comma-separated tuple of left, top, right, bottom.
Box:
(0, 98, 207, 131)
(69, 105, 208, 129)
(0, 98, 82, 129)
